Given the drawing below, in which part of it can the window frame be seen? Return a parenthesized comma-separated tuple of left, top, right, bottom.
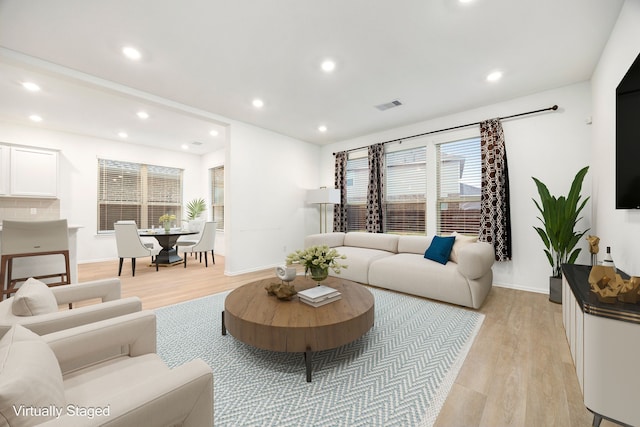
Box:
(210, 165, 224, 231)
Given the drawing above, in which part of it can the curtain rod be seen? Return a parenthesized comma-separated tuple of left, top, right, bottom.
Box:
(333, 104, 558, 156)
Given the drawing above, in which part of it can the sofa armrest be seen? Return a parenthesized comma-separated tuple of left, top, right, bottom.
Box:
(456, 242, 495, 280)
(9, 297, 142, 336)
(52, 278, 122, 304)
(38, 359, 213, 427)
(43, 310, 156, 374)
(304, 232, 345, 248)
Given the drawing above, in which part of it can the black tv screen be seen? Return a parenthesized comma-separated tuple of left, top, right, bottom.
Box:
(616, 51, 640, 209)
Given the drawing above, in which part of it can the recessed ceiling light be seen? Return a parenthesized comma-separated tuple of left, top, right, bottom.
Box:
(210, 130, 219, 137)
(136, 111, 149, 120)
(459, 0, 474, 3)
(122, 46, 142, 61)
(486, 71, 503, 82)
(181, 144, 189, 150)
(318, 125, 328, 133)
(29, 114, 42, 122)
(321, 60, 336, 73)
(252, 98, 264, 108)
(22, 82, 41, 92)
(118, 132, 128, 138)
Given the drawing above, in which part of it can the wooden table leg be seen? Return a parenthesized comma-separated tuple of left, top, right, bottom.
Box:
(305, 347, 312, 382)
(221, 311, 226, 335)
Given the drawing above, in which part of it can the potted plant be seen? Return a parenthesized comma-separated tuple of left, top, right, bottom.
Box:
(184, 198, 207, 232)
(532, 166, 589, 303)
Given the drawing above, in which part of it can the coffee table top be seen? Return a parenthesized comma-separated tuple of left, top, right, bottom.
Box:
(224, 276, 375, 353)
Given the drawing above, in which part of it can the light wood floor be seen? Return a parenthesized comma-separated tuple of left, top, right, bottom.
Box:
(78, 256, 611, 427)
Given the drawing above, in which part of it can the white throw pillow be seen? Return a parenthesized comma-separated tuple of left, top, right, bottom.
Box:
(449, 231, 478, 264)
(0, 325, 66, 426)
(12, 278, 58, 316)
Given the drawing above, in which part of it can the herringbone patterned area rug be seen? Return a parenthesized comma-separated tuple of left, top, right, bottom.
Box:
(155, 286, 484, 427)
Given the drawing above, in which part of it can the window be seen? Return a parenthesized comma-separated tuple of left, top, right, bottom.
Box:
(346, 156, 368, 231)
(210, 166, 224, 230)
(97, 159, 183, 232)
(385, 147, 426, 234)
(436, 137, 481, 234)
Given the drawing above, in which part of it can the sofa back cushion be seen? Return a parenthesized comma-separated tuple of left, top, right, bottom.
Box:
(397, 235, 433, 255)
(0, 325, 66, 426)
(449, 231, 478, 263)
(343, 232, 399, 253)
(304, 232, 345, 249)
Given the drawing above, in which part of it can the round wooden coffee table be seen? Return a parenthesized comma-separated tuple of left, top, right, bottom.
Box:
(222, 276, 375, 381)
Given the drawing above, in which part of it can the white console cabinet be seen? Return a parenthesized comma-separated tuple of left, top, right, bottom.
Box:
(562, 264, 640, 427)
(0, 144, 58, 198)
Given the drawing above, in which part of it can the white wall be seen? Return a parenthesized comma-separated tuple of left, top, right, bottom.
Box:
(223, 122, 321, 275)
(321, 82, 593, 294)
(591, 0, 640, 276)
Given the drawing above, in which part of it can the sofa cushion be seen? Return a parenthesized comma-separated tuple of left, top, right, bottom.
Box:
(0, 325, 66, 426)
(424, 235, 455, 265)
(343, 232, 399, 253)
(449, 232, 478, 264)
(328, 246, 394, 284)
(12, 278, 58, 317)
(304, 232, 345, 249)
(397, 235, 432, 255)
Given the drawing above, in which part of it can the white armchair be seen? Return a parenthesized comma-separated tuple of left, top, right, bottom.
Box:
(0, 277, 142, 335)
(0, 311, 213, 426)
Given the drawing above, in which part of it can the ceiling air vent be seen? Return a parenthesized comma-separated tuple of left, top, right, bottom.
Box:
(374, 99, 402, 111)
(191, 141, 204, 146)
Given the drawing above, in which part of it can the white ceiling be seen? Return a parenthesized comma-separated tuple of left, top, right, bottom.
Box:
(0, 0, 625, 154)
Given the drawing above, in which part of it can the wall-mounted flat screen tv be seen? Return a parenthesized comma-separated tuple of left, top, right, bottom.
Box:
(616, 51, 640, 209)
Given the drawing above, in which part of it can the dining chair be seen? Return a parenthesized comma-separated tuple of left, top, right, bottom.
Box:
(0, 219, 71, 299)
(179, 221, 216, 268)
(114, 222, 160, 276)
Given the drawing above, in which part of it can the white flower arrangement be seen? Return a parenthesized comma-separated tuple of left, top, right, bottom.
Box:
(286, 245, 347, 275)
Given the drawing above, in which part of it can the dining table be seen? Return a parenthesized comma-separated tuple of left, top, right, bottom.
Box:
(138, 229, 198, 266)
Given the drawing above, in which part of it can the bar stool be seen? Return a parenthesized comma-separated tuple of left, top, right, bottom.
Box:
(1, 219, 71, 299)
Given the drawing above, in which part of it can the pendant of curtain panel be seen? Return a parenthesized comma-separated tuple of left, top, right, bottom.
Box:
(333, 151, 348, 233)
(366, 143, 385, 233)
(479, 119, 512, 261)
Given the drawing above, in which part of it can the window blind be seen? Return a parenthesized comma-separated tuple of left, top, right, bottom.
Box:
(346, 156, 368, 232)
(97, 159, 182, 232)
(436, 137, 481, 235)
(385, 147, 426, 234)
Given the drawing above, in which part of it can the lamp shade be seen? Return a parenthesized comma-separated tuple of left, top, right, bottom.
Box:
(307, 188, 341, 204)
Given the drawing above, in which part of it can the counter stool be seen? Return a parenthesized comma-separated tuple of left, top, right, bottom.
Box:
(0, 219, 71, 299)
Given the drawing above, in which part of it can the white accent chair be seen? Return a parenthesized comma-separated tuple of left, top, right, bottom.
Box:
(114, 222, 160, 276)
(0, 277, 142, 335)
(0, 311, 213, 426)
(179, 221, 216, 268)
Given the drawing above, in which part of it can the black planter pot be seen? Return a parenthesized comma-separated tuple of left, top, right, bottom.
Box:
(549, 276, 562, 304)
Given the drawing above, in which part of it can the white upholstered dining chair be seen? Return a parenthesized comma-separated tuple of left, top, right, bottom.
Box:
(114, 222, 160, 276)
(179, 221, 216, 268)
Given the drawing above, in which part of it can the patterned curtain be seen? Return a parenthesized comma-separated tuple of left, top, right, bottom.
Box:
(479, 119, 512, 261)
(366, 143, 385, 233)
(333, 151, 348, 232)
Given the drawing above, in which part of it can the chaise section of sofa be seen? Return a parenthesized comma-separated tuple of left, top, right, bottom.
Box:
(304, 232, 494, 309)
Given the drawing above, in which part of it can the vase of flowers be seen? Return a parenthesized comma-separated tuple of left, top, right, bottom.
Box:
(286, 245, 347, 286)
(159, 214, 176, 233)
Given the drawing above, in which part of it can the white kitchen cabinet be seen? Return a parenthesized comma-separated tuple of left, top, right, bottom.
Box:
(0, 144, 9, 195)
(5, 145, 58, 198)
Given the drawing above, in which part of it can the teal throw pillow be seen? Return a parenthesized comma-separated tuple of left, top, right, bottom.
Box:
(424, 235, 456, 265)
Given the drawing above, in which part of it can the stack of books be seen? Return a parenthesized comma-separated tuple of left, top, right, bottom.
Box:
(298, 285, 342, 307)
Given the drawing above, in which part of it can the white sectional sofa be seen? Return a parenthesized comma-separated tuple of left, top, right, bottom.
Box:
(304, 232, 495, 309)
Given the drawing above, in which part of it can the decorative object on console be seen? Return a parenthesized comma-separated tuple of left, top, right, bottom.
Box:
(588, 265, 640, 304)
(532, 166, 590, 303)
(586, 235, 600, 266)
(286, 245, 347, 286)
(602, 246, 615, 269)
(307, 187, 341, 233)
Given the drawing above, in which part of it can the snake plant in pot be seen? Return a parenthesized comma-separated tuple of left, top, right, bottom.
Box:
(532, 166, 589, 303)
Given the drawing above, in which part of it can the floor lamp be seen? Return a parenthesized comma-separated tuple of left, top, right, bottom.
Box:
(307, 188, 341, 233)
